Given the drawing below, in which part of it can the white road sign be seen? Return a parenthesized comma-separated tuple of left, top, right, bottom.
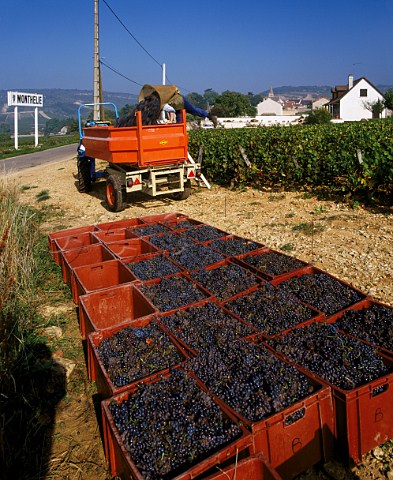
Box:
(7, 91, 43, 107)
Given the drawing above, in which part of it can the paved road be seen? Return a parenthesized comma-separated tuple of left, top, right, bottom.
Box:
(0, 143, 78, 174)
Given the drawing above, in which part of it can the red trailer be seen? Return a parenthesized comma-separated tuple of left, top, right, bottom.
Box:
(77, 86, 204, 212)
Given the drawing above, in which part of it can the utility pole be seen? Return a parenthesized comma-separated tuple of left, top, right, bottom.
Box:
(162, 63, 166, 85)
(93, 0, 101, 121)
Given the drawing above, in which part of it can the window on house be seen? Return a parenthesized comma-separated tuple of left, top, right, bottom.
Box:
(360, 89, 368, 97)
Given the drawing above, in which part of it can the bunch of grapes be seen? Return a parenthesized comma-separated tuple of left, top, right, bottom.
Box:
(191, 263, 260, 301)
(209, 237, 260, 257)
(97, 323, 182, 387)
(277, 272, 364, 316)
(335, 304, 393, 352)
(148, 232, 194, 252)
(126, 254, 181, 281)
(183, 225, 227, 242)
(140, 276, 207, 312)
(109, 368, 241, 480)
(225, 283, 317, 336)
(159, 302, 255, 351)
(169, 244, 224, 271)
(241, 250, 306, 277)
(268, 323, 390, 390)
(132, 223, 170, 237)
(187, 341, 312, 423)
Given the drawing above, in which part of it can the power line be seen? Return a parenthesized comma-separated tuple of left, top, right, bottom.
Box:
(101, 0, 193, 94)
(100, 60, 143, 89)
(102, 0, 162, 68)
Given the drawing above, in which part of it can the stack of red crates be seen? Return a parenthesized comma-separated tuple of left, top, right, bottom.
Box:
(48, 212, 393, 479)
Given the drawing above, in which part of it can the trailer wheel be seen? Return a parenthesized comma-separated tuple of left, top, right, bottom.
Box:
(171, 180, 191, 201)
(77, 156, 92, 193)
(106, 175, 126, 212)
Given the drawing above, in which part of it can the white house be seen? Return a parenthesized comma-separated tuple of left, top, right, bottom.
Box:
(256, 98, 283, 116)
(312, 97, 330, 110)
(325, 75, 387, 121)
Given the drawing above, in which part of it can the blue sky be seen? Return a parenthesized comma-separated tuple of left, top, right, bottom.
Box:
(1, 0, 392, 96)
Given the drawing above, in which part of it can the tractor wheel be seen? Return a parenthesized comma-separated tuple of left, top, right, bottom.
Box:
(106, 175, 126, 212)
(171, 180, 191, 201)
(77, 156, 92, 193)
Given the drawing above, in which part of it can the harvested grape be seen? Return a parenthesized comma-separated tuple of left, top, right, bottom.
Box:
(132, 223, 170, 237)
(148, 232, 194, 251)
(268, 323, 390, 390)
(208, 236, 260, 257)
(187, 341, 312, 422)
(241, 250, 306, 277)
(277, 272, 364, 315)
(160, 302, 255, 351)
(169, 244, 224, 271)
(191, 263, 260, 301)
(140, 276, 207, 312)
(183, 225, 227, 242)
(335, 303, 393, 352)
(225, 283, 317, 336)
(109, 369, 241, 480)
(126, 254, 181, 281)
(97, 323, 182, 388)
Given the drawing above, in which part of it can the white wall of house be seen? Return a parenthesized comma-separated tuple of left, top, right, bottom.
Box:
(210, 115, 302, 129)
(340, 78, 387, 121)
(256, 98, 283, 115)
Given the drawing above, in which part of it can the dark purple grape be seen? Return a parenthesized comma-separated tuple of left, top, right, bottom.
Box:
(225, 283, 317, 336)
(140, 276, 207, 312)
(191, 263, 259, 301)
(97, 323, 182, 387)
(277, 272, 364, 315)
(268, 323, 390, 390)
(126, 254, 181, 280)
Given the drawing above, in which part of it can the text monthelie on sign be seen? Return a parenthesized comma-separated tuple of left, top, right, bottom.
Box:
(7, 91, 44, 149)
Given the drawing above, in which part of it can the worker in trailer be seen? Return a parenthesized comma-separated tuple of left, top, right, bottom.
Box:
(116, 85, 218, 128)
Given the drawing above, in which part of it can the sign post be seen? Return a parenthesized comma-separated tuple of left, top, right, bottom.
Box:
(7, 91, 44, 150)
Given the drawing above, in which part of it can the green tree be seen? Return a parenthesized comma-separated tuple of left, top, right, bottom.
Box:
(247, 92, 263, 106)
(383, 89, 393, 111)
(212, 91, 257, 117)
(203, 89, 219, 107)
(363, 99, 385, 119)
(303, 108, 332, 125)
(186, 92, 207, 110)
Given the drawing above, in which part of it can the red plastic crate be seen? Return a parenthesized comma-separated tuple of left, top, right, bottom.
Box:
(72, 259, 136, 304)
(78, 283, 157, 339)
(330, 358, 393, 465)
(104, 237, 158, 259)
(271, 265, 367, 317)
(322, 298, 393, 359)
(48, 225, 98, 264)
(53, 231, 100, 264)
(236, 247, 309, 281)
(204, 453, 282, 480)
(267, 328, 393, 466)
(190, 340, 335, 479)
(87, 316, 189, 396)
(101, 370, 253, 480)
(61, 243, 115, 287)
(94, 217, 144, 232)
(92, 228, 138, 244)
